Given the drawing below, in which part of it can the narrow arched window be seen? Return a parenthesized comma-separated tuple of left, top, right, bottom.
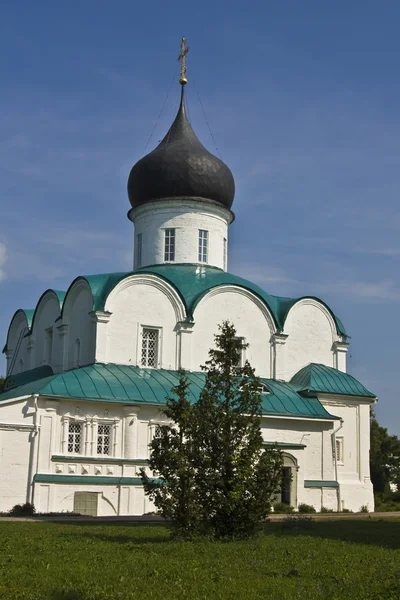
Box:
(136, 233, 142, 268)
(223, 238, 227, 270)
(198, 230, 208, 263)
(74, 338, 81, 369)
(164, 229, 175, 262)
(19, 359, 24, 373)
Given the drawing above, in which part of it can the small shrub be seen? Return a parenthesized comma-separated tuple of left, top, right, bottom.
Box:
(374, 501, 400, 512)
(341, 508, 353, 513)
(320, 506, 334, 513)
(360, 505, 369, 513)
(9, 502, 36, 517)
(298, 503, 316, 514)
(272, 502, 293, 514)
(282, 514, 313, 531)
(374, 492, 400, 512)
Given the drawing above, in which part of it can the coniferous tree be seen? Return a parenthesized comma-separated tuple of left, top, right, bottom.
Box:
(140, 372, 201, 536)
(141, 322, 283, 539)
(193, 321, 283, 538)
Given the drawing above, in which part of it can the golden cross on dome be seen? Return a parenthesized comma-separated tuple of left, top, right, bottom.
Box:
(178, 37, 189, 85)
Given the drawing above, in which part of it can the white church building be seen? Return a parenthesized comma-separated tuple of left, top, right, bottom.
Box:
(0, 51, 376, 516)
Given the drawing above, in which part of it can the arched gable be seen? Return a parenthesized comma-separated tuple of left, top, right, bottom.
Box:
(280, 296, 346, 338)
(61, 278, 95, 370)
(105, 274, 186, 322)
(29, 290, 65, 369)
(6, 309, 32, 351)
(29, 289, 65, 337)
(191, 285, 277, 377)
(5, 309, 33, 376)
(104, 274, 186, 368)
(283, 298, 339, 380)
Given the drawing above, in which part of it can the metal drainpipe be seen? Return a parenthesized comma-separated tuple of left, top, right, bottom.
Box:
(27, 395, 39, 505)
(332, 418, 344, 512)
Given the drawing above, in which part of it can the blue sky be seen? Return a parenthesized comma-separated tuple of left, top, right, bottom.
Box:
(1, 1, 399, 433)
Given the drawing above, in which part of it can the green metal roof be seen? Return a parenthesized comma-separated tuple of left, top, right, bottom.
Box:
(22, 308, 35, 327)
(290, 363, 376, 398)
(263, 442, 306, 449)
(304, 480, 338, 488)
(5, 265, 347, 351)
(0, 363, 338, 421)
(3, 365, 54, 392)
(66, 265, 345, 335)
(133, 265, 346, 336)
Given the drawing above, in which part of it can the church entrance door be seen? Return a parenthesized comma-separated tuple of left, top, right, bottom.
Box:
(281, 467, 292, 505)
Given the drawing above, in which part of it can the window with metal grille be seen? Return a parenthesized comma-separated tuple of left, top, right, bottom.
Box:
(239, 382, 270, 393)
(136, 233, 142, 268)
(198, 230, 208, 263)
(141, 328, 159, 368)
(97, 424, 111, 455)
(73, 492, 98, 516)
(164, 228, 175, 262)
(68, 422, 82, 454)
(336, 437, 344, 463)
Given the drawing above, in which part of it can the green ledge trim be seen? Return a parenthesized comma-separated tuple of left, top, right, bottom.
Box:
(304, 480, 339, 488)
(34, 474, 163, 486)
(263, 442, 306, 449)
(51, 455, 150, 465)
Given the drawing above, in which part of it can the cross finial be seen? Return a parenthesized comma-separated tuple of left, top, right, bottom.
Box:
(178, 37, 189, 85)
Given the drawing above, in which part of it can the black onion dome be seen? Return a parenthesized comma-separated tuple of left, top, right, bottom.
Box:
(128, 87, 235, 210)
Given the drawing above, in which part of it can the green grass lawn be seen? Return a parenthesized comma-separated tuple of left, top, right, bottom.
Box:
(0, 518, 399, 600)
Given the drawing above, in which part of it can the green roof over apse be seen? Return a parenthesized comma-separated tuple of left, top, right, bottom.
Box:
(0, 363, 338, 421)
(290, 363, 376, 399)
(75, 265, 347, 336)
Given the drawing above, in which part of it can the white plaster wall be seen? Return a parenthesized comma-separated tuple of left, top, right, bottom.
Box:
(192, 287, 275, 377)
(320, 396, 374, 512)
(0, 399, 34, 511)
(104, 276, 184, 368)
(0, 393, 374, 515)
(0, 429, 31, 510)
(62, 282, 95, 370)
(32, 400, 161, 515)
(35, 483, 154, 516)
(262, 417, 334, 498)
(130, 199, 231, 270)
(283, 300, 336, 380)
(31, 294, 61, 369)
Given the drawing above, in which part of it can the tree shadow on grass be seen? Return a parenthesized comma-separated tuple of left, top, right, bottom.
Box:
(55, 522, 171, 546)
(50, 593, 83, 600)
(268, 518, 400, 550)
